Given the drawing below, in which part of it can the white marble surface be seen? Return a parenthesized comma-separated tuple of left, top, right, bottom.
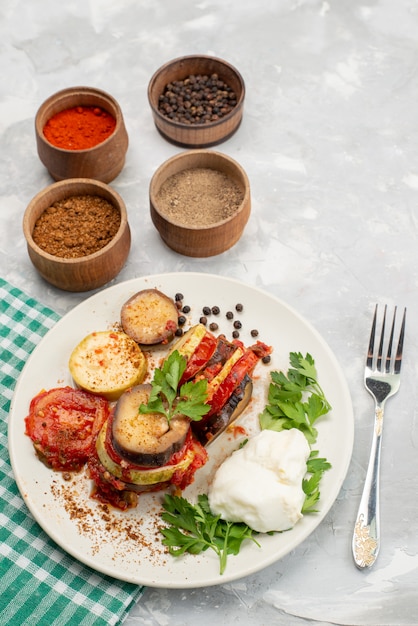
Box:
(2, 0, 418, 624)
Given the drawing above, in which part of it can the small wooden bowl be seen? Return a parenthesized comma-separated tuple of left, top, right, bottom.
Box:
(35, 86, 129, 183)
(148, 55, 245, 148)
(149, 150, 250, 257)
(23, 178, 131, 292)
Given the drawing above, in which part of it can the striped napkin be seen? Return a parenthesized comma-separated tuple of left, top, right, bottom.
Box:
(0, 278, 144, 626)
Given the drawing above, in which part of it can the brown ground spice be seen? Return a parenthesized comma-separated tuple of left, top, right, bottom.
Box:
(32, 194, 121, 258)
(156, 167, 244, 227)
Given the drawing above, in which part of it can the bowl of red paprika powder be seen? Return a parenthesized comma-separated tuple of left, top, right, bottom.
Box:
(35, 86, 129, 183)
(148, 55, 245, 148)
(23, 178, 131, 292)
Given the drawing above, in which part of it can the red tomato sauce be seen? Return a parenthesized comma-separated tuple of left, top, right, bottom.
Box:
(24, 386, 109, 472)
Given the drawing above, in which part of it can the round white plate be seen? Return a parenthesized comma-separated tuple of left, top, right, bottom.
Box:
(9, 272, 354, 588)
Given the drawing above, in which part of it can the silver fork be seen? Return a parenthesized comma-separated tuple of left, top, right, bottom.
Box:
(352, 304, 406, 569)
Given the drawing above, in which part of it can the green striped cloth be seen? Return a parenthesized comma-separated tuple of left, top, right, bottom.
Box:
(0, 278, 144, 626)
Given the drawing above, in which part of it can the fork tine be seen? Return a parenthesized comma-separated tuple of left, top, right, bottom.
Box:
(394, 307, 406, 375)
(385, 306, 396, 374)
(376, 305, 387, 372)
(366, 304, 378, 369)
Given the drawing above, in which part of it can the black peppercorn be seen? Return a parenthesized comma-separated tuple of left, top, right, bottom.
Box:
(209, 322, 219, 331)
(182, 305, 191, 314)
(202, 306, 211, 315)
(232, 330, 240, 338)
(235, 303, 243, 312)
(233, 320, 242, 330)
(178, 315, 187, 326)
(211, 306, 220, 315)
(157, 73, 237, 125)
(226, 311, 234, 320)
(250, 329, 259, 337)
(199, 316, 208, 325)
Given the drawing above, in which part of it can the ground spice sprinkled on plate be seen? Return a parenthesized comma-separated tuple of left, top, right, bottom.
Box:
(32, 194, 121, 258)
(156, 167, 244, 227)
(50, 475, 168, 564)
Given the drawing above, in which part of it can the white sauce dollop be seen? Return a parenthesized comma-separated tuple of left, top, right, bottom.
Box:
(208, 428, 310, 533)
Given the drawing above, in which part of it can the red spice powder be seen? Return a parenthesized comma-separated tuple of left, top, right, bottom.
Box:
(43, 105, 116, 150)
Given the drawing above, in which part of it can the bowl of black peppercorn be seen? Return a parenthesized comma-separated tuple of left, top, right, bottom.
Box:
(147, 55, 245, 148)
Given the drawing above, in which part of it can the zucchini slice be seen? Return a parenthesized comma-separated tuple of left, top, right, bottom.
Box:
(69, 330, 147, 401)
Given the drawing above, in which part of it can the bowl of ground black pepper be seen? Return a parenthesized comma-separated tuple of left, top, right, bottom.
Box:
(23, 178, 131, 292)
(35, 86, 129, 183)
(149, 149, 250, 257)
(148, 55, 245, 148)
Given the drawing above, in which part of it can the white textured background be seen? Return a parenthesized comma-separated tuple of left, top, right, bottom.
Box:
(1, 1, 418, 624)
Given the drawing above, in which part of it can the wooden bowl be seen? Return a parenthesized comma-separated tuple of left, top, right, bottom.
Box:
(23, 178, 131, 292)
(35, 86, 129, 183)
(149, 150, 250, 257)
(148, 55, 245, 148)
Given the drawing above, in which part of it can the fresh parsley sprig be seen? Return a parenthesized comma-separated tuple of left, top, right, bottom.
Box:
(302, 451, 332, 513)
(160, 493, 260, 575)
(259, 352, 332, 444)
(259, 351, 332, 511)
(139, 350, 210, 424)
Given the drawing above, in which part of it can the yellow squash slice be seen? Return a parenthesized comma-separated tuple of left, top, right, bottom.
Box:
(69, 330, 147, 401)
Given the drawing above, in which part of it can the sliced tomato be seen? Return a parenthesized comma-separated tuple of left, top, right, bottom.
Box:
(205, 341, 272, 418)
(170, 436, 208, 490)
(197, 335, 241, 382)
(87, 450, 140, 510)
(24, 386, 109, 472)
(180, 332, 217, 383)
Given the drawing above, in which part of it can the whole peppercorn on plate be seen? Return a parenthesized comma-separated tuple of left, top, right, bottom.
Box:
(8, 273, 354, 588)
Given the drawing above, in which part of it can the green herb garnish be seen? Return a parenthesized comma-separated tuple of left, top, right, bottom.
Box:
(302, 451, 332, 513)
(259, 351, 332, 510)
(139, 350, 210, 424)
(160, 493, 260, 575)
(259, 351, 332, 444)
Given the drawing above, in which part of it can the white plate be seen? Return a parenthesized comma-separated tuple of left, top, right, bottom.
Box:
(9, 273, 354, 588)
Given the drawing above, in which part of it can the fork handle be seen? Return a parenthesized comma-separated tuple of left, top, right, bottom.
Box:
(352, 402, 383, 569)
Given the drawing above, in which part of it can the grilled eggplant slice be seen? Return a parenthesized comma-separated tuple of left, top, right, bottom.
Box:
(97, 420, 195, 485)
(111, 384, 189, 467)
(121, 288, 179, 345)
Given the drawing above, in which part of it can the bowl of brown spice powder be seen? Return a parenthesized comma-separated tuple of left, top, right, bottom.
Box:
(149, 149, 250, 257)
(35, 86, 129, 183)
(23, 178, 131, 292)
(148, 55, 245, 148)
